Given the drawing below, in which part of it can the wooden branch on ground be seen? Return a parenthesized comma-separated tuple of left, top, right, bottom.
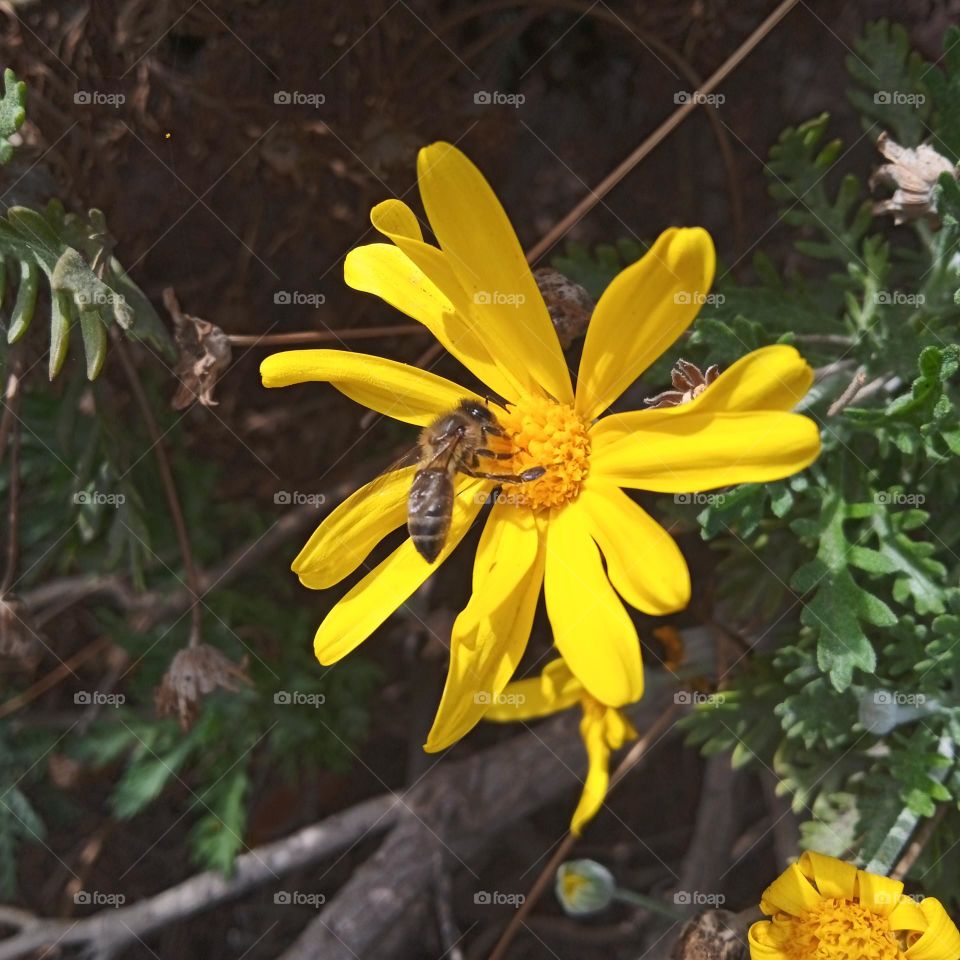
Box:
(0, 794, 401, 960)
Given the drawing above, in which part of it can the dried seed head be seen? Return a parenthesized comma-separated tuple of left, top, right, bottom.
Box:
(165, 288, 232, 410)
(534, 267, 594, 349)
(870, 132, 957, 226)
(645, 359, 720, 409)
(0, 595, 41, 670)
(670, 909, 748, 960)
(155, 644, 251, 730)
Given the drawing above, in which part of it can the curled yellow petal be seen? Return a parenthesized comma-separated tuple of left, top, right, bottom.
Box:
(260, 349, 480, 426)
(695, 344, 814, 413)
(544, 504, 643, 707)
(484, 659, 583, 722)
(856, 870, 904, 918)
(294, 467, 413, 590)
(797, 851, 857, 901)
(759, 862, 823, 917)
(417, 142, 573, 404)
(424, 506, 544, 752)
(748, 920, 790, 959)
(313, 482, 487, 664)
(571, 703, 612, 835)
(579, 482, 690, 615)
(904, 899, 960, 960)
(575, 227, 716, 420)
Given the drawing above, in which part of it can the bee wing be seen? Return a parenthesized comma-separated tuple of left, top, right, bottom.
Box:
(357, 444, 422, 508)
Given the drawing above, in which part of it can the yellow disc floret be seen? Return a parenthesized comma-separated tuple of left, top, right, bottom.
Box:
(499, 395, 590, 510)
(769, 899, 904, 960)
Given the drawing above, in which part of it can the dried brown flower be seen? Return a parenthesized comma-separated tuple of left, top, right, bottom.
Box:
(645, 358, 719, 409)
(670, 909, 749, 960)
(165, 288, 232, 410)
(534, 267, 594, 349)
(870, 132, 957, 226)
(155, 644, 251, 730)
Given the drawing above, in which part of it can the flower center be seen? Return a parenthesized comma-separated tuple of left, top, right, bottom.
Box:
(498, 396, 590, 511)
(772, 899, 904, 960)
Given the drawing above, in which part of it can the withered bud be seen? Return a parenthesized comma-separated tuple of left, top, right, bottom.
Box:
(155, 644, 251, 730)
(165, 288, 232, 410)
(0, 595, 41, 671)
(534, 268, 594, 349)
(870, 132, 957, 226)
(670, 909, 750, 960)
(645, 359, 719, 409)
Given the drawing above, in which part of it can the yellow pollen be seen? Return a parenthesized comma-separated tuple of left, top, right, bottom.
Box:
(771, 899, 905, 960)
(498, 396, 590, 511)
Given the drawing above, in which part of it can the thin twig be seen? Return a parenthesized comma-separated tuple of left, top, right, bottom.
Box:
(891, 804, 949, 882)
(0, 349, 24, 596)
(827, 367, 867, 417)
(0, 355, 23, 471)
(111, 334, 203, 646)
(525, 0, 801, 263)
(486, 704, 682, 960)
(227, 324, 426, 347)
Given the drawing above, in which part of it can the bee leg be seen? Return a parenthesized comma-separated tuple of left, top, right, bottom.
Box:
(460, 465, 546, 484)
(483, 393, 511, 411)
(475, 447, 513, 460)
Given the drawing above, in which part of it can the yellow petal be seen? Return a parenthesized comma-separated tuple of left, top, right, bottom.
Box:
(571, 703, 611, 835)
(260, 349, 480, 426)
(544, 503, 643, 706)
(856, 870, 904, 918)
(344, 242, 510, 397)
(484, 659, 583, 722)
(602, 706, 637, 750)
(747, 921, 790, 959)
(424, 506, 544, 752)
(759, 863, 823, 917)
(797, 851, 857, 900)
(591, 408, 821, 492)
(575, 227, 716, 420)
(695, 345, 814, 413)
(905, 899, 960, 960)
(370, 200, 522, 401)
(579, 482, 690, 615)
(313, 482, 487, 664)
(294, 466, 414, 590)
(416, 142, 573, 404)
(890, 896, 929, 932)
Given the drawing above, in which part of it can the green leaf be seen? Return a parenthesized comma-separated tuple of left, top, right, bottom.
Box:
(0, 68, 26, 164)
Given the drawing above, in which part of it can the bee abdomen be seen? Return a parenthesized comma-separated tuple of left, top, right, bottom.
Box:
(408, 468, 454, 563)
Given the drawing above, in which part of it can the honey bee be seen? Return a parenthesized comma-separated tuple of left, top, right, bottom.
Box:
(407, 399, 544, 562)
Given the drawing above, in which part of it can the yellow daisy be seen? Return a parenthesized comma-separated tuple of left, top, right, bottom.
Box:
(260, 141, 821, 752)
(484, 658, 637, 835)
(749, 851, 960, 960)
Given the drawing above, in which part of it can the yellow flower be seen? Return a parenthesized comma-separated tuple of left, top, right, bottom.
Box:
(484, 658, 636, 835)
(260, 141, 821, 752)
(749, 851, 960, 960)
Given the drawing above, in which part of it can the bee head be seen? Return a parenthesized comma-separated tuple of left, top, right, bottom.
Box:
(457, 399, 497, 424)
